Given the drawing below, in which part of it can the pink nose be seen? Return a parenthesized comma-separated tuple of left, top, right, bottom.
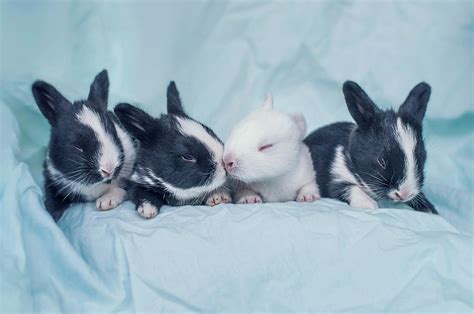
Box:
(394, 189, 410, 201)
(100, 166, 114, 178)
(223, 154, 235, 172)
(394, 191, 402, 200)
(225, 161, 234, 172)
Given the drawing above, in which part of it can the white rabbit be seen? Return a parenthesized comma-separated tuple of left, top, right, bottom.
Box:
(223, 94, 320, 204)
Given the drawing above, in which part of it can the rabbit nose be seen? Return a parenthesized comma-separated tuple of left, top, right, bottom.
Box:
(225, 161, 234, 172)
(394, 191, 402, 200)
(100, 166, 114, 178)
(223, 154, 235, 172)
(394, 189, 410, 201)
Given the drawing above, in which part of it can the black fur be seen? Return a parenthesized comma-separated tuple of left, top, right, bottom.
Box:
(114, 81, 224, 215)
(304, 81, 438, 214)
(32, 70, 124, 220)
(166, 81, 186, 116)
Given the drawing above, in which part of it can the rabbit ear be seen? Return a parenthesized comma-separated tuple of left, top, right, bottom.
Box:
(262, 93, 273, 110)
(114, 103, 155, 143)
(32, 81, 70, 125)
(88, 69, 109, 110)
(398, 82, 431, 124)
(343, 81, 380, 128)
(167, 81, 186, 115)
(291, 113, 307, 140)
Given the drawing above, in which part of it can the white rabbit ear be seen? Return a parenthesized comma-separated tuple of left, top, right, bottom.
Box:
(262, 93, 273, 110)
(291, 113, 307, 139)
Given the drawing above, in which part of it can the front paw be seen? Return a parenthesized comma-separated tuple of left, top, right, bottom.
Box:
(137, 202, 158, 219)
(350, 198, 378, 210)
(96, 187, 126, 211)
(296, 192, 321, 202)
(237, 194, 262, 204)
(206, 191, 232, 206)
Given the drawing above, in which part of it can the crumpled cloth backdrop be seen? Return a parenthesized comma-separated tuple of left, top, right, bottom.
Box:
(1, 1, 472, 312)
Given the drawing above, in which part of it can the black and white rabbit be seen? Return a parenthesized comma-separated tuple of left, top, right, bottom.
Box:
(32, 70, 136, 221)
(304, 81, 437, 214)
(114, 81, 230, 219)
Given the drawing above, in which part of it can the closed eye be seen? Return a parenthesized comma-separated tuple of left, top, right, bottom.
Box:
(258, 144, 274, 152)
(73, 144, 84, 153)
(181, 154, 196, 163)
(377, 157, 386, 169)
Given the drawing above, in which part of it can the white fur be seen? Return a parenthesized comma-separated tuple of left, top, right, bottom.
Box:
(235, 189, 263, 204)
(46, 157, 109, 201)
(130, 170, 156, 187)
(296, 181, 320, 202)
(394, 118, 419, 199)
(331, 146, 358, 186)
(243, 145, 318, 202)
(137, 201, 158, 219)
(176, 116, 223, 164)
(224, 96, 319, 203)
(349, 186, 379, 209)
(262, 93, 273, 110)
(76, 106, 120, 173)
(205, 190, 232, 206)
(114, 122, 136, 179)
(143, 167, 226, 201)
(96, 185, 126, 211)
(331, 145, 378, 207)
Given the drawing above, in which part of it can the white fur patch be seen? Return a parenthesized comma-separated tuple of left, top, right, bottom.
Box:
(296, 182, 320, 202)
(331, 146, 379, 203)
(114, 122, 136, 179)
(395, 118, 419, 196)
(130, 170, 154, 187)
(349, 186, 378, 209)
(76, 106, 120, 172)
(137, 201, 158, 219)
(331, 146, 358, 185)
(175, 117, 223, 163)
(96, 186, 126, 210)
(147, 168, 226, 201)
(238, 144, 317, 203)
(262, 93, 273, 110)
(206, 190, 232, 206)
(236, 190, 262, 204)
(46, 157, 109, 201)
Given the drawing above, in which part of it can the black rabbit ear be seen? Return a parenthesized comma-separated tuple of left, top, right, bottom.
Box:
(398, 82, 431, 124)
(343, 81, 381, 128)
(88, 69, 109, 110)
(167, 81, 186, 115)
(32, 81, 70, 125)
(114, 103, 155, 142)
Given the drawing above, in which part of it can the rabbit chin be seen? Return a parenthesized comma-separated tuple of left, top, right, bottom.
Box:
(159, 166, 227, 201)
(227, 161, 295, 184)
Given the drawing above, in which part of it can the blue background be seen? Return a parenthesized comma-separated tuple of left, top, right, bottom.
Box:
(1, 1, 472, 312)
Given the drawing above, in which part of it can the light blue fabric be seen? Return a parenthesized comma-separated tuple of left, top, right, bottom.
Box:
(1, 1, 473, 312)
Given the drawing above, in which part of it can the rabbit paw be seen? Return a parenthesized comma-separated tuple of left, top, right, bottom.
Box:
(96, 187, 126, 211)
(296, 183, 321, 203)
(296, 192, 320, 202)
(237, 193, 262, 204)
(349, 187, 378, 209)
(206, 191, 232, 206)
(137, 202, 158, 219)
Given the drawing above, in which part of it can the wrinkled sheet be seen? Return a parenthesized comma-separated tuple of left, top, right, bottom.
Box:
(1, 1, 473, 312)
